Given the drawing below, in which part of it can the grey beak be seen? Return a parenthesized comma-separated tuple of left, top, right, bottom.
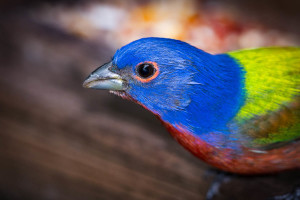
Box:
(83, 62, 126, 90)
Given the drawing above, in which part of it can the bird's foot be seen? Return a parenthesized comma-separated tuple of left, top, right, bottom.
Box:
(205, 170, 232, 200)
(269, 186, 300, 200)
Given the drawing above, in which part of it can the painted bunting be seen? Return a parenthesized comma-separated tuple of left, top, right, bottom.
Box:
(83, 37, 300, 174)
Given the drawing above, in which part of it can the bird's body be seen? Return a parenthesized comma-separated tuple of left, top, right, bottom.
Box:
(84, 38, 300, 174)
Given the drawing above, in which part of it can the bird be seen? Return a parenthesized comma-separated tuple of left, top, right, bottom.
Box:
(83, 37, 300, 175)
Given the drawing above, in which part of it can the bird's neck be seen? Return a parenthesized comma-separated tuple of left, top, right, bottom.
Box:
(160, 53, 245, 148)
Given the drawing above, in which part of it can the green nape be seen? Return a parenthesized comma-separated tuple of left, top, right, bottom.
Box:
(228, 47, 300, 122)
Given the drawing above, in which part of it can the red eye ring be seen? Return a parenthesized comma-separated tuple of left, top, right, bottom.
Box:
(135, 61, 159, 83)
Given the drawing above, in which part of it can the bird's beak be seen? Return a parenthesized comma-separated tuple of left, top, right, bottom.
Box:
(83, 61, 126, 91)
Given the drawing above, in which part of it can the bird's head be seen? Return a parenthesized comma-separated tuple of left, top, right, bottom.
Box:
(83, 38, 203, 114)
(83, 37, 243, 134)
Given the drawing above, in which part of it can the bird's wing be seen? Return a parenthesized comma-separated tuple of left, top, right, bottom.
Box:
(228, 47, 300, 149)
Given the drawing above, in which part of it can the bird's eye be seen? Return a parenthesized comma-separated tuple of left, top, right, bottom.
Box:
(135, 61, 159, 83)
(136, 63, 156, 78)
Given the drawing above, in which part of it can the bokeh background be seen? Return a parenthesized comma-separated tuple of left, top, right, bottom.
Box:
(1, 0, 300, 199)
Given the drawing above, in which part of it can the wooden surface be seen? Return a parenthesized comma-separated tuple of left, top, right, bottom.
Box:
(0, 2, 300, 200)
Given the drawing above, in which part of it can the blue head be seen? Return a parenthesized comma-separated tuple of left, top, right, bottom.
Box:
(84, 37, 244, 137)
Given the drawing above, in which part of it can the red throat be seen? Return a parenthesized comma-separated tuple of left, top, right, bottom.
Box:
(162, 121, 300, 174)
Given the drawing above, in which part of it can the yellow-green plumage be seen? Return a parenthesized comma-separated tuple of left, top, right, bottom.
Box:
(228, 47, 300, 147)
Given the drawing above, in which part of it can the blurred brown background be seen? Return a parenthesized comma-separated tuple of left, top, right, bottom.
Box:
(0, 0, 300, 200)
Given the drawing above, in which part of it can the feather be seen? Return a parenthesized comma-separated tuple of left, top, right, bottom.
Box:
(228, 47, 300, 148)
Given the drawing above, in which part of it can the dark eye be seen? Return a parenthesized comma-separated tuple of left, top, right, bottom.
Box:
(136, 63, 156, 78)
